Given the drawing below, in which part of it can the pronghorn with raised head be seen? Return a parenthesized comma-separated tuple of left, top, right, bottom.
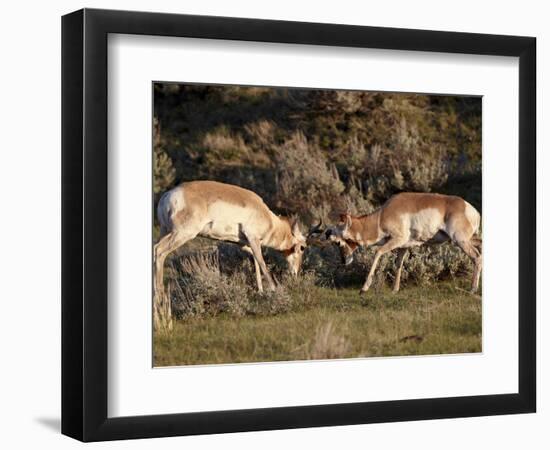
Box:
(154, 181, 307, 302)
(308, 192, 482, 294)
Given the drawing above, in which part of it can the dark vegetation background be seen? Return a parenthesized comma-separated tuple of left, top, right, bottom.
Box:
(153, 83, 482, 319)
(154, 84, 481, 220)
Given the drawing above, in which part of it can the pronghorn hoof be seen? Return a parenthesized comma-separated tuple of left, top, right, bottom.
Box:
(359, 289, 368, 296)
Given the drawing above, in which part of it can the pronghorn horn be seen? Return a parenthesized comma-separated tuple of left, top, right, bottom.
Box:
(310, 218, 322, 232)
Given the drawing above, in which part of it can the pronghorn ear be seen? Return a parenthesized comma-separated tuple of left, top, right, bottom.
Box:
(292, 218, 301, 236)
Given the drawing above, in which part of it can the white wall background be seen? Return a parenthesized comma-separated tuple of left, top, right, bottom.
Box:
(0, 1, 546, 448)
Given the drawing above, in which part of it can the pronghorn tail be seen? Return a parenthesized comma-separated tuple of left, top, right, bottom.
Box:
(157, 190, 174, 236)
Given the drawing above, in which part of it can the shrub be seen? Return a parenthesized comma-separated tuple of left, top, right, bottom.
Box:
(154, 84, 482, 290)
(248, 286, 293, 316)
(279, 270, 318, 308)
(402, 244, 472, 285)
(303, 242, 475, 289)
(275, 131, 345, 221)
(244, 119, 277, 149)
(168, 249, 319, 319)
(360, 119, 451, 204)
(169, 252, 251, 317)
(153, 117, 176, 196)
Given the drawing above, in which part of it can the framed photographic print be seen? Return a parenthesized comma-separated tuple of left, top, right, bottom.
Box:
(62, 8, 536, 442)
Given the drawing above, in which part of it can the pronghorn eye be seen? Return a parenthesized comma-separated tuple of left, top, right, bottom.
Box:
(300, 245, 306, 252)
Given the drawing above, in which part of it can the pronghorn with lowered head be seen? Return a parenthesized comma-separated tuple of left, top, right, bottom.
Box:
(154, 180, 307, 300)
(308, 192, 482, 294)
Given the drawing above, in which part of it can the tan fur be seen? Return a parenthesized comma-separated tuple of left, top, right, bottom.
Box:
(378, 193, 477, 239)
(342, 211, 383, 245)
(179, 180, 271, 216)
(325, 192, 482, 294)
(154, 181, 306, 301)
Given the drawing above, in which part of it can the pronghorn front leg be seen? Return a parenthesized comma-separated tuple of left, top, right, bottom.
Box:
(361, 237, 407, 295)
(242, 245, 263, 292)
(242, 230, 276, 291)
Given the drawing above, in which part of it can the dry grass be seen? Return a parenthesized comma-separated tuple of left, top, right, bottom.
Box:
(154, 280, 481, 367)
(304, 321, 351, 360)
(196, 126, 271, 168)
(155, 244, 481, 366)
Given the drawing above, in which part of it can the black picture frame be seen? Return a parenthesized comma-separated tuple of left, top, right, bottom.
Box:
(62, 8, 536, 442)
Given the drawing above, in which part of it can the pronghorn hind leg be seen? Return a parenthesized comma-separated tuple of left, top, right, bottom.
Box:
(242, 245, 263, 292)
(154, 233, 174, 299)
(153, 231, 197, 299)
(454, 238, 482, 293)
(472, 253, 482, 293)
(393, 248, 408, 293)
(471, 238, 482, 292)
(153, 229, 200, 331)
(242, 230, 275, 291)
(361, 237, 407, 294)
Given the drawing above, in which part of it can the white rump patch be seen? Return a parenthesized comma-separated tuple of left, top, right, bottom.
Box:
(465, 202, 481, 233)
(168, 187, 186, 213)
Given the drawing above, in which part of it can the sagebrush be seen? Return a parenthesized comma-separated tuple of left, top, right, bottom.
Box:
(154, 84, 481, 227)
(168, 248, 319, 319)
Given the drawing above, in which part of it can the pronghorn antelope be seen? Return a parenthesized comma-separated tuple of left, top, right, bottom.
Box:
(308, 192, 482, 294)
(154, 181, 306, 300)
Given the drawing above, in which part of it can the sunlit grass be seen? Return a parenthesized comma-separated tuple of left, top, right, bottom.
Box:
(154, 280, 481, 367)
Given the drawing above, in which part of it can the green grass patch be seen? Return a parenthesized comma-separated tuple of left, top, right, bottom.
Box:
(154, 280, 481, 367)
